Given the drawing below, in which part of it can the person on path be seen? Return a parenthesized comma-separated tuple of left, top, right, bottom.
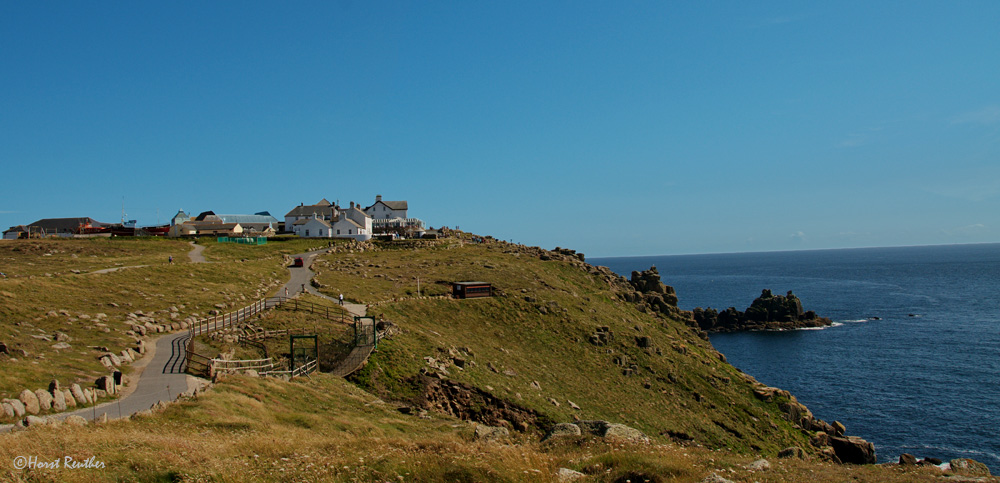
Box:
(168, 255, 173, 264)
(339, 293, 344, 305)
(284, 287, 288, 297)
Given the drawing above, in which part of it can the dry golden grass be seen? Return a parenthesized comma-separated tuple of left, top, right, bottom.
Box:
(0, 374, 968, 482)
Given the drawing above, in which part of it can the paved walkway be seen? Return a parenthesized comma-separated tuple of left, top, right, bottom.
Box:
(278, 249, 366, 317)
(1, 245, 374, 431)
(188, 242, 207, 263)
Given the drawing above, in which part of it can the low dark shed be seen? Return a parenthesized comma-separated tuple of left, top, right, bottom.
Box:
(452, 281, 493, 299)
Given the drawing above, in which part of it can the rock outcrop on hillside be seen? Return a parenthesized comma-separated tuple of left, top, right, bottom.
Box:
(693, 289, 832, 332)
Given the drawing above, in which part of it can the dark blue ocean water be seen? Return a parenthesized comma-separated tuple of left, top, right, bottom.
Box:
(592, 244, 1000, 470)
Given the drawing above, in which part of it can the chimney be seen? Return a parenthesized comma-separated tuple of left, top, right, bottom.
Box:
(350, 201, 355, 209)
(376, 195, 382, 202)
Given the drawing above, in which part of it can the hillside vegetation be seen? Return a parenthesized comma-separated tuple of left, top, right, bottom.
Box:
(1, 236, 990, 481)
(0, 237, 324, 397)
(313, 240, 812, 455)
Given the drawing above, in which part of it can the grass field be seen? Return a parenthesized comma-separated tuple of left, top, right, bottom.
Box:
(0, 374, 956, 482)
(0, 236, 327, 402)
(314, 241, 815, 455)
(1, 237, 991, 481)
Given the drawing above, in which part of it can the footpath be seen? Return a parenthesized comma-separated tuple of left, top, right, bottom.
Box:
(2, 244, 370, 431)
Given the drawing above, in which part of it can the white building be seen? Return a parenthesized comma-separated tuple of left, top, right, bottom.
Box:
(294, 201, 372, 241)
(284, 199, 337, 231)
(363, 195, 424, 237)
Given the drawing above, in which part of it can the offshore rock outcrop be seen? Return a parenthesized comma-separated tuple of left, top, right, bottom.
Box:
(693, 289, 832, 332)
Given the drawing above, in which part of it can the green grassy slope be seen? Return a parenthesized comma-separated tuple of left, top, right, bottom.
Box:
(314, 241, 810, 456)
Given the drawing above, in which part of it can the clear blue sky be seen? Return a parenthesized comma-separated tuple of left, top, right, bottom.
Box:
(2, 2, 998, 257)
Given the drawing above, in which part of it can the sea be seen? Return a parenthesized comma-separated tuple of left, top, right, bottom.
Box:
(592, 243, 1000, 470)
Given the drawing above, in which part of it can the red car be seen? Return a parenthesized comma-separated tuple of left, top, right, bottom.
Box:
(293, 257, 304, 267)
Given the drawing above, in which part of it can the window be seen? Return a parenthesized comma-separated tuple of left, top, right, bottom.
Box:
(305, 229, 310, 236)
(349, 229, 353, 234)
(337, 229, 340, 235)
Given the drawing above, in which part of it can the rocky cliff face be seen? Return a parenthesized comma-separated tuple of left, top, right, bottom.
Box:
(693, 289, 832, 332)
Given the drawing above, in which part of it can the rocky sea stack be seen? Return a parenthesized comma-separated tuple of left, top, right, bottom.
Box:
(694, 289, 833, 332)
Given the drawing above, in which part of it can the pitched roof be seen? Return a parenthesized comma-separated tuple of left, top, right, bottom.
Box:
(365, 200, 408, 211)
(305, 218, 333, 229)
(340, 218, 363, 229)
(4, 225, 30, 234)
(29, 217, 107, 232)
(285, 204, 336, 218)
(215, 214, 280, 225)
(195, 211, 221, 222)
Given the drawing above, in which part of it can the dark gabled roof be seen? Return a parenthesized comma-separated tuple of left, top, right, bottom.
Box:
(285, 204, 336, 218)
(195, 211, 221, 222)
(365, 200, 408, 211)
(28, 217, 107, 232)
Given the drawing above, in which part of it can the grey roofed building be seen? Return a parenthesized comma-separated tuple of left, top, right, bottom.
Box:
(215, 213, 279, 231)
(364, 196, 408, 212)
(27, 217, 108, 235)
(285, 202, 337, 219)
(194, 211, 222, 222)
(171, 210, 192, 226)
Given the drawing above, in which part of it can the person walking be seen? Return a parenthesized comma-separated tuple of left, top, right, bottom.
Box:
(339, 293, 344, 305)
(168, 255, 173, 264)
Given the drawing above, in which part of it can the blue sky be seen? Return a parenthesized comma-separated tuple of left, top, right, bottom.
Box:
(2, 2, 998, 257)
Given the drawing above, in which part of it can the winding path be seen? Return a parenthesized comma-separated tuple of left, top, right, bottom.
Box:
(1, 245, 375, 431)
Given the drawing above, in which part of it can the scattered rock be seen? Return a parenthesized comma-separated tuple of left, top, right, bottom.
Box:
(48, 379, 60, 394)
(51, 342, 71, 350)
(23, 415, 53, 428)
(778, 447, 805, 459)
(0, 342, 7, 354)
(548, 397, 560, 407)
(62, 389, 76, 408)
(54, 332, 72, 342)
(949, 458, 991, 477)
(555, 468, 586, 481)
(830, 435, 876, 465)
(18, 389, 40, 415)
(474, 424, 510, 442)
(3, 399, 26, 417)
(1, 401, 15, 419)
(747, 459, 771, 471)
(603, 423, 650, 443)
(899, 453, 918, 465)
(832, 420, 846, 436)
(64, 415, 87, 426)
(51, 389, 67, 411)
(33, 389, 53, 411)
(96, 376, 116, 395)
(544, 423, 583, 441)
(568, 400, 581, 410)
(700, 473, 736, 483)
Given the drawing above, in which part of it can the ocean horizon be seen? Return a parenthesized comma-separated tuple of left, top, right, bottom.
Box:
(592, 242, 1000, 470)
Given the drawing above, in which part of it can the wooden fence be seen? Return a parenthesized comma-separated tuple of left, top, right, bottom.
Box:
(184, 293, 359, 379)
